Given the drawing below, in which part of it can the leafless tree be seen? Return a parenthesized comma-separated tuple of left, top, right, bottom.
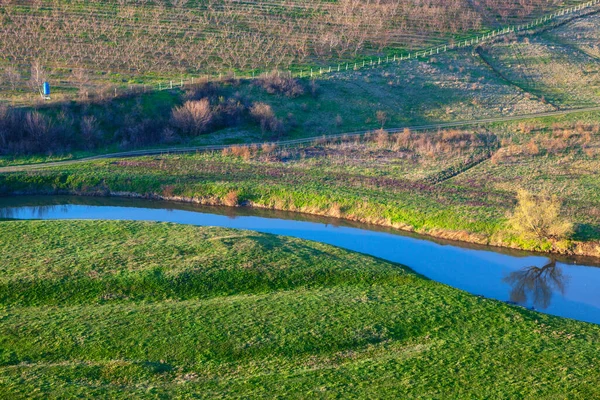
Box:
(28, 61, 48, 98)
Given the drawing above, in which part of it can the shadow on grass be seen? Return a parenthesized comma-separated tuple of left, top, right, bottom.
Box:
(572, 223, 600, 241)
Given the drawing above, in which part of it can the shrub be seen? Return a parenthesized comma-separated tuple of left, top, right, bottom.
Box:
(250, 102, 285, 135)
(223, 190, 239, 207)
(80, 115, 101, 149)
(213, 98, 246, 128)
(508, 189, 573, 241)
(257, 72, 305, 97)
(261, 143, 277, 154)
(525, 139, 539, 156)
(230, 145, 252, 160)
(376, 110, 388, 128)
(374, 129, 389, 148)
(160, 127, 179, 144)
(171, 99, 213, 136)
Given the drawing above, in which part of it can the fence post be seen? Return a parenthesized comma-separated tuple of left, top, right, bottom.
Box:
(159, 82, 161, 90)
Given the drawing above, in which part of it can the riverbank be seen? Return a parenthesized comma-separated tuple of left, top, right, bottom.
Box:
(1, 219, 599, 398)
(2, 121, 600, 258)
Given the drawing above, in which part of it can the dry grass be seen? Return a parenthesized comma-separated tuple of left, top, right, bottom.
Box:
(223, 190, 240, 207)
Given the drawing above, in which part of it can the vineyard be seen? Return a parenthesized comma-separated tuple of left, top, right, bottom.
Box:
(0, 0, 595, 93)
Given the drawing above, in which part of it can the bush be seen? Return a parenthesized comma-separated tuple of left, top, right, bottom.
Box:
(171, 99, 213, 136)
(213, 98, 245, 127)
(256, 72, 305, 98)
(80, 115, 101, 150)
(508, 189, 573, 241)
(250, 102, 285, 135)
(374, 129, 389, 148)
(223, 190, 239, 206)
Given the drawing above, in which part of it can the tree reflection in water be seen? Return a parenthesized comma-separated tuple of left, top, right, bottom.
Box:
(503, 261, 569, 309)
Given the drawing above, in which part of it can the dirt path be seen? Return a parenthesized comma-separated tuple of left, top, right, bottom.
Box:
(2, 106, 600, 173)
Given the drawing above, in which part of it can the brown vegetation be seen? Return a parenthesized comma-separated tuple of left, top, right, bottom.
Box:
(256, 72, 305, 98)
(223, 190, 240, 207)
(171, 99, 213, 136)
(0, 0, 492, 81)
(250, 102, 285, 135)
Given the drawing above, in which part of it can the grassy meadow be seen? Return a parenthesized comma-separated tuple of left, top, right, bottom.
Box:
(1, 6, 600, 398)
(0, 219, 599, 398)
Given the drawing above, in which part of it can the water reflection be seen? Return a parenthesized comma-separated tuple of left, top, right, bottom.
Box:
(0, 204, 70, 219)
(503, 261, 569, 309)
(1, 195, 599, 324)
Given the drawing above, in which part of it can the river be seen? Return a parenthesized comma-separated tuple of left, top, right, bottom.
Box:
(1, 195, 599, 325)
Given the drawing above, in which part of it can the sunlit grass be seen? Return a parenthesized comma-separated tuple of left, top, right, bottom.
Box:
(0, 219, 599, 398)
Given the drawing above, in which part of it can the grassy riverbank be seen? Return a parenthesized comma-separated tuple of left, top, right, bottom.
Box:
(2, 113, 600, 256)
(0, 219, 599, 398)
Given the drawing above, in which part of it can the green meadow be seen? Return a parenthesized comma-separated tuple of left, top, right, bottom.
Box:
(0, 220, 599, 398)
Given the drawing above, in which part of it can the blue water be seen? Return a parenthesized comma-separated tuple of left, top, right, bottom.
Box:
(1, 195, 599, 325)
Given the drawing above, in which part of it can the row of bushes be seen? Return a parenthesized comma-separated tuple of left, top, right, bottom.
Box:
(0, 80, 299, 156)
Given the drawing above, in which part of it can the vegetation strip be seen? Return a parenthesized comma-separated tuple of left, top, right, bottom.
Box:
(2, 106, 599, 173)
(2, 111, 599, 258)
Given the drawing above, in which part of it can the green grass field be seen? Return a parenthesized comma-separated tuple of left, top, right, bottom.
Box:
(1, 219, 599, 398)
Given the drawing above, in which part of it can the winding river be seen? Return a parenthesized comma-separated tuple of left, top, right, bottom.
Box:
(2, 195, 599, 325)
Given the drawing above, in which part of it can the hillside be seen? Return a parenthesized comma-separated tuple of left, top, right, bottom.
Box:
(1, 220, 599, 398)
(0, 0, 596, 101)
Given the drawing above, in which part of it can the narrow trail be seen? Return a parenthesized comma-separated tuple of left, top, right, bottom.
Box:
(475, 46, 561, 111)
(2, 106, 600, 174)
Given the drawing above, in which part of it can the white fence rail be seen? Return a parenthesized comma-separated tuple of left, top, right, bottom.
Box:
(111, 0, 600, 95)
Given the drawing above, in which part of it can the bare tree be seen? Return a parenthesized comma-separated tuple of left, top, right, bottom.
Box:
(4, 67, 21, 91)
(376, 111, 388, 129)
(28, 61, 48, 98)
